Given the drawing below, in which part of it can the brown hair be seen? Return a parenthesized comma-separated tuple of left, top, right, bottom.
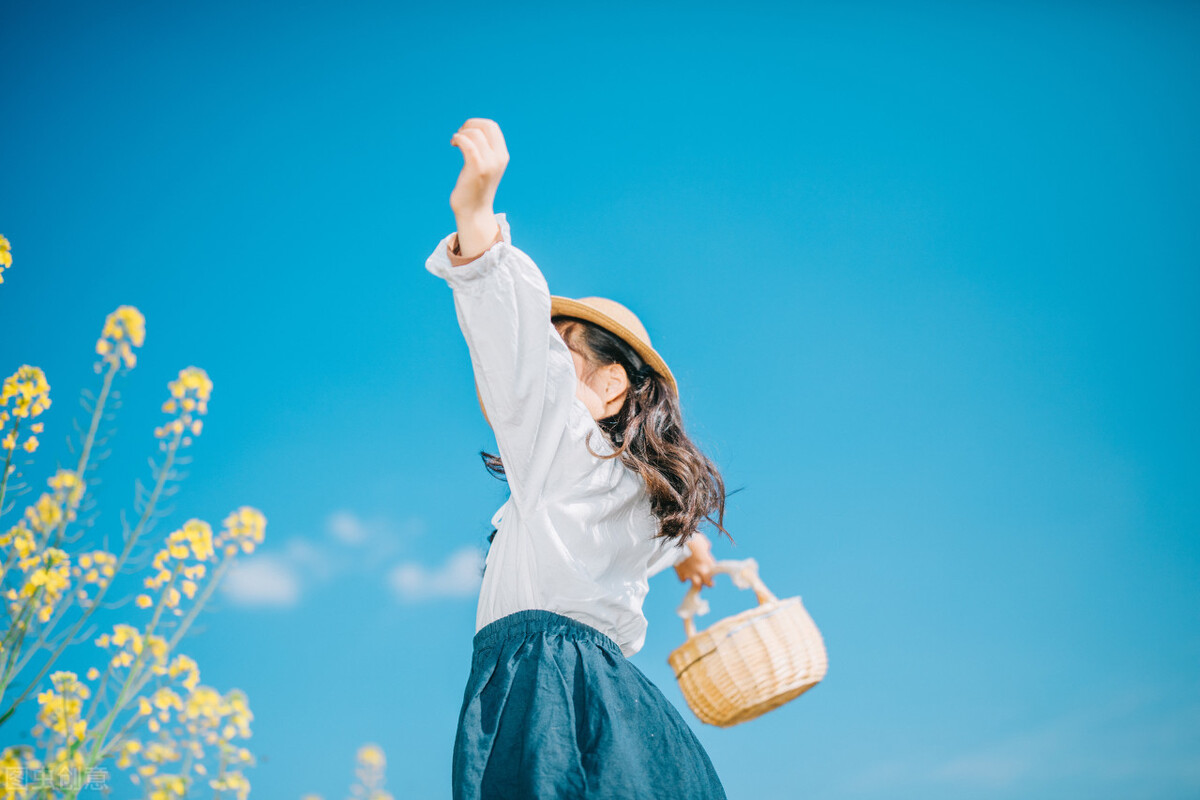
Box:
(481, 316, 735, 550)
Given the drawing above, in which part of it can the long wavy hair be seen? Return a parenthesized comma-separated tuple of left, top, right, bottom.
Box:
(481, 315, 734, 552)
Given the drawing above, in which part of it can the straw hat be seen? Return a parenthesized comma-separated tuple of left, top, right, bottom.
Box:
(475, 296, 677, 427)
(551, 296, 678, 397)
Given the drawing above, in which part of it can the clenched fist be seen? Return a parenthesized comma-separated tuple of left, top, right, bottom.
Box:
(449, 118, 510, 254)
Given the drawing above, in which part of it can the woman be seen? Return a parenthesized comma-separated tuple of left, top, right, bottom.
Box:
(426, 117, 731, 799)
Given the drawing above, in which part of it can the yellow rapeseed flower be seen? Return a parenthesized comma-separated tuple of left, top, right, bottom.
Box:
(71, 548, 115, 605)
(152, 687, 183, 718)
(216, 507, 267, 558)
(358, 744, 385, 768)
(155, 367, 212, 447)
(9, 524, 36, 559)
(143, 519, 218, 612)
(210, 771, 250, 800)
(1, 744, 44, 795)
(95, 305, 146, 371)
(48, 469, 85, 508)
(148, 773, 188, 800)
(17, 547, 72, 623)
(100, 622, 173, 675)
(35, 672, 90, 741)
(184, 686, 222, 726)
(350, 742, 393, 800)
(168, 654, 200, 692)
(146, 634, 168, 664)
(0, 366, 50, 455)
(0, 365, 51, 419)
(0, 234, 10, 281)
(24, 491, 63, 535)
(115, 740, 145, 773)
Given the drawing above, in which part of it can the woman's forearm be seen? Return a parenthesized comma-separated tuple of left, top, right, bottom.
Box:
(454, 209, 503, 260)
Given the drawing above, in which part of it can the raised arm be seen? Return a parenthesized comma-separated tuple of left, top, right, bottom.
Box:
(425, 119, 581, 515)
(426, 213, 581, 515)
(448, 118, 508, 259)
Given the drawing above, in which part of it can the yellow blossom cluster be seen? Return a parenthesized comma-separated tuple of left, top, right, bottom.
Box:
(0, 745, 43, 798)
(353, 743, 394, 800)
(5, 546, 71, 624)
(137, 519, 212, 613)
(15, 469, 86, 539)
(155, 366, 212, 448)
(0, 522, 37, 561)
(0, 233, 11, 282)
(72, 548, 117, 605)
(121, 680, 254, 800)
(29, 671, 98, 797)
(94, 305, 146, 372)
(0, 365, 50, 454)
(34, 671, 90, 744)
(209, 770, 251, 799)
(304, 744, 395, 800)
(146, 773, 188, 800)
(168, 653, 201, 693)
(96, 624, 169, 675)
(0, 470, 107, 623)
(358, 744, 385, 768)
(215, 506, 267, 558)
(47, 469, 85, 525)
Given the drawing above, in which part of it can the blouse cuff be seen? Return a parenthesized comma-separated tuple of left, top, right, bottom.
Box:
(447, 223, 506, 266)
(425, 212, 512, 291)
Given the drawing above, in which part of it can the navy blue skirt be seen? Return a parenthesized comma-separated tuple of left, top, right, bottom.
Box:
(452, 609, 728, 800)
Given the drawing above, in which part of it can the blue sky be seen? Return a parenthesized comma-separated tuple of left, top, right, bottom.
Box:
(2, 1, 1198, 797)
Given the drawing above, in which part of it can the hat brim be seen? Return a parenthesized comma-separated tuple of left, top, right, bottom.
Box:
(550, 296, 679, 398)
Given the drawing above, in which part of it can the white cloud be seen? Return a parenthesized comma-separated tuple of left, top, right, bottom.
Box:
(217, 512, 446, 610)
(220, 554, 302, 608)
(325, 510, 411, 562)
(326, 510, 368, 545)
(282, 537, 348, 583)
(388, 547, 484, 602)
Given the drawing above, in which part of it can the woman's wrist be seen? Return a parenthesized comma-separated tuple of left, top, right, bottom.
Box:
(453, 209, 501, 260)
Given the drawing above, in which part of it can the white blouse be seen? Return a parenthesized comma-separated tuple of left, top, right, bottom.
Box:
(425, 211, 692, 657)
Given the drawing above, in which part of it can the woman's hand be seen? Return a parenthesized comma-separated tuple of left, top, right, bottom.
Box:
(674, 531, 717, 589)
(450, 118, 510, 259)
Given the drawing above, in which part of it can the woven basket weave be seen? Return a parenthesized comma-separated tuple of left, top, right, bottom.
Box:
(668, 558, 828, 727)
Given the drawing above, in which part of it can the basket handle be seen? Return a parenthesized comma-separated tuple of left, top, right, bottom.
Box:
(676, 558, 779, 639)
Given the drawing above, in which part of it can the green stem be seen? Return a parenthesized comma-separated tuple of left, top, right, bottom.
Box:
(0, 589, 43, 710)
(12, 577, 80, 678)
(49, 362, 117, 551)
(0, 417, 20, 524)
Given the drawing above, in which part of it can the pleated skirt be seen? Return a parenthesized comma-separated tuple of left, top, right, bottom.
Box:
(452, 609, 728, 800)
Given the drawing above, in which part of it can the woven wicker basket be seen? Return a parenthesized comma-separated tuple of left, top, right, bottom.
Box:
(668, 558, 828, 727)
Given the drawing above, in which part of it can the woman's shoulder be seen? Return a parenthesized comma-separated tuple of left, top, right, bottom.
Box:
(547, 400, 644, 501)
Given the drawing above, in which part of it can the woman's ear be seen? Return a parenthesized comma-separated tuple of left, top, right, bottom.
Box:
(600, 363, 629, 407)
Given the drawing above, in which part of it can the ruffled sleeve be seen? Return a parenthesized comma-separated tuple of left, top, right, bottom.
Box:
(425, 212, 582, 516)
